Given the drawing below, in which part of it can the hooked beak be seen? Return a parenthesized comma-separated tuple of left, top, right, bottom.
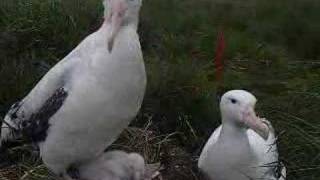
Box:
(242, 106, 269, 140)
(107, 0, 128, 53)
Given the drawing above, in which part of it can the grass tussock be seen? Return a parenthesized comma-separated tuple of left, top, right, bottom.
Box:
(0, 0, 320, 179)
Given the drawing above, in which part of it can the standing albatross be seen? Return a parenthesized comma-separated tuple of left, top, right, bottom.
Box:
(0, 0, 146, 179)
(198, 90, 286, 180)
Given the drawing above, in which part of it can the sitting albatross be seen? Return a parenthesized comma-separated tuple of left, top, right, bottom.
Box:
(198, 90, 286, 180)
(71, 150, 157, 180)
(0, 0, 146, 179)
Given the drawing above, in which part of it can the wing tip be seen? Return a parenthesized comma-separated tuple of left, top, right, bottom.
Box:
(279, 162, 286, 180)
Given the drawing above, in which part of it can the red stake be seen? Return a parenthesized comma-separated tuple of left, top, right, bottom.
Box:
(214, 30, 226, 84)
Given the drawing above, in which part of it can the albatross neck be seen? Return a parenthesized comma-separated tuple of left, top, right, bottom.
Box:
(219, 118, 250, 144)
(102, 11, 140, 31)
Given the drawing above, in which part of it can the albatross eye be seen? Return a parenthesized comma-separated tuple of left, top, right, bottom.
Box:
(230, 98, 237, 104)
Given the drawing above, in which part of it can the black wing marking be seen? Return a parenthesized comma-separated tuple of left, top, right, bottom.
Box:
(66, 165, 80, 179)
(1, 87, 68, 151)
(21, 87, 68, 143)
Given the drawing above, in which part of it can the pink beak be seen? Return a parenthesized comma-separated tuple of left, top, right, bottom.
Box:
(107, 0, 128, 52)
(242, 106, 269, 140)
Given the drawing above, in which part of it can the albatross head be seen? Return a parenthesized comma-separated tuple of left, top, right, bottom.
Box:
(220, 90, 269, 140)
(104, 0, 142, 52)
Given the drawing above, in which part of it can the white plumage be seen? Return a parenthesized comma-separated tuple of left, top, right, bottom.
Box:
(1, 0, 146, 179)
(198, 90, 286, 180)
(74, 150, 161, 180)
(77, 151, 146, 180)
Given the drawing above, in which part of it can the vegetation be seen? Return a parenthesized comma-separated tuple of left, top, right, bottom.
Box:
(0, 0, 319, 179)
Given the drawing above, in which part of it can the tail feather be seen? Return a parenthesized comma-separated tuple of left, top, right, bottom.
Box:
(0, 115, 21, 150)
(279, 163, 286, 180)
(0, 116, 22, 169)
(1, 101, 23, 147)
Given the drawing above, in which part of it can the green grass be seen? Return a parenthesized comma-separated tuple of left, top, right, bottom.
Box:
(0, 0, 320, 179)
